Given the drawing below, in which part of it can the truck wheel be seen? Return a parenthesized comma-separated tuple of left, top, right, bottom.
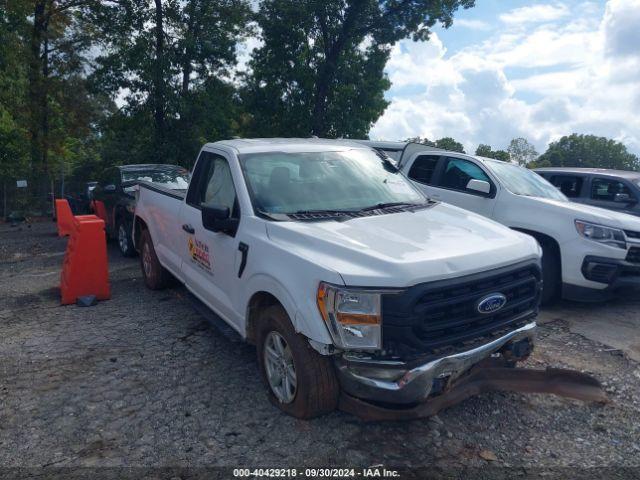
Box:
(139, 229, 172, 290)
(116, 218, 136, 257)
(256, 305, 339, 419)
(540, 239, 561, 305)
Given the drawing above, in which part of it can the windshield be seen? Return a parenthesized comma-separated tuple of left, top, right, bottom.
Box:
(239, 149, 425, 215)
(122, 168, 190, 191)
(486, 160, 567, 201)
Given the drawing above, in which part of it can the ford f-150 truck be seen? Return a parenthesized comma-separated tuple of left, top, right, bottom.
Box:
(132, 138, 549, 419)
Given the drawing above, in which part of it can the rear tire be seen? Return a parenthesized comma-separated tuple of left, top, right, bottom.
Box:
(139, 229, 172, 290)
(540, 239, 561, 305)
(256, 305, 339, 419)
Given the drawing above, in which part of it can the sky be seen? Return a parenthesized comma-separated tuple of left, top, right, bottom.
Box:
(368, 0, 640, 155)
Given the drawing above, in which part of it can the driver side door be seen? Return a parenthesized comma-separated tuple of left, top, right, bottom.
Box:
(178, 150, 244, 329)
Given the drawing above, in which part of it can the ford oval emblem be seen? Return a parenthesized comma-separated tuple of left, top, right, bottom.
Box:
(477, 293, 507, 314)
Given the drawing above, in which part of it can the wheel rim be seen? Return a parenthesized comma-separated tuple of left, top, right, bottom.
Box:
(118, 224, 128, 253)
(263, 331, 297, 404)
(142, 242, 152, 278)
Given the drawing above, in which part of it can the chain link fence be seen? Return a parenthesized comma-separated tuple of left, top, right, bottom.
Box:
(1, 175, 60, 222)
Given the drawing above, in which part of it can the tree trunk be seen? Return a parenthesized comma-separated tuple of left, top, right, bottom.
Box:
(310, 0, 366, 137)
(181, 62, 192, 96)
(41, 26, 50, 179)
(29, 0, 47, 170)
(153, 0, 166, 158)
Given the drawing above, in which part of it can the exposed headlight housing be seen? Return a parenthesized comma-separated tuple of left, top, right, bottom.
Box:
(575, 220, 626, 249)
(316, 282, 382, 351)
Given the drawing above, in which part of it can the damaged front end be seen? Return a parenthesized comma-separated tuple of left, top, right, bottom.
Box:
(334, 322, 607, 421)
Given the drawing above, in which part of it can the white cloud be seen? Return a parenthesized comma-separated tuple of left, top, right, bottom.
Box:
(499, 3, 570, 25)
(371, 0, 640, 155)
(453, 18, 492, 30)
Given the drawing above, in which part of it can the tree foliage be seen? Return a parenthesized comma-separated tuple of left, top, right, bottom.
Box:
(243, 0, 475, 138)
(507, 137, 538, 166)
(533, 134, 640, 171)
(1, 0, 478, 213)
(407, 136, 465, 153)
(475, 144, 509, 161)
(90, 0, 251, 165)
(434, 137, 465, 153)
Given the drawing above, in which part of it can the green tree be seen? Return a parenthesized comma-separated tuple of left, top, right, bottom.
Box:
(535, 134, 640, 171)
(435, 137, 465, 153)
(406, 137, 436, 146)
(475, 144, 509, 161)
(507, 137, 538, 166)
(1, 0, 103, 214)
(0, 0, 30, 181)
(91, 0, 251, 163)
(406, 136, 465, 152)
(244, 0, 475, 138)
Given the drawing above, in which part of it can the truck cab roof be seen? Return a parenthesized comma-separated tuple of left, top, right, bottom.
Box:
(205, 138, 369, 155)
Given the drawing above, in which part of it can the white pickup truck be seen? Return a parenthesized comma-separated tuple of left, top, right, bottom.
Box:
(133, 138, 547, 419)
(360, 141, 640, 304)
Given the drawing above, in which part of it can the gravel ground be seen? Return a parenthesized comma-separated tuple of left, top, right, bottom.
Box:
(1, 221, 639, 475)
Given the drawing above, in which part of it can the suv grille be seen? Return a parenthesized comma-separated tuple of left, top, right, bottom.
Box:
(382, 262, 541, 358)
(625, 230, 640, 240)
(627, 247, 640, 264)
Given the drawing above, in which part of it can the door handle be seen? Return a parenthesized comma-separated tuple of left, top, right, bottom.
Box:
(237, 242, 249, 278)
(182, 224, 195, 234)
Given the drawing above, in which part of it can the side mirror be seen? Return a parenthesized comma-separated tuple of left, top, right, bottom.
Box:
(202, 204, 239, 235)
(614, 193, 633, 203)
(466, 179, 491, 195)
(104, 184, 117, 193)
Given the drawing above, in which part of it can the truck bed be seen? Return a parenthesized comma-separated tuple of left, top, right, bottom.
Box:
(137, 180, 186, 200)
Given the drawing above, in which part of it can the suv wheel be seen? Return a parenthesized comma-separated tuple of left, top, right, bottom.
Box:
(117, 218, 136, 257)
(257, 305, 339, 419)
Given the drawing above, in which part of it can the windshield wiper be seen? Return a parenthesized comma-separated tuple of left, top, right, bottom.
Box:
(358, 201, 423, 212)
(290, 209, 358, 216)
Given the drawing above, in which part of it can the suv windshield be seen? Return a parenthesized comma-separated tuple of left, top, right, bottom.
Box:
(486, 160, 567, 201)
(240, 149, 425, 215)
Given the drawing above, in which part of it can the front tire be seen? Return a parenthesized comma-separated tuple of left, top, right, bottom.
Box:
(256, 305, 339, 419)
(139, 229, 172, 290)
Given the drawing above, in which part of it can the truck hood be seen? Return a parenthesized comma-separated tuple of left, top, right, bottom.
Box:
(524, 197, 640, 232)
(265, 203, 541, 287)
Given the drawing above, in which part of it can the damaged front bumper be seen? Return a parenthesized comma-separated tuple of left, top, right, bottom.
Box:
(334, 322, 607, 420)
(335, 322, 538, 405)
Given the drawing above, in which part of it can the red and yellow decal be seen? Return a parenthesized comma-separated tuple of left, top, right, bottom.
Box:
(188, 236, 212, 273)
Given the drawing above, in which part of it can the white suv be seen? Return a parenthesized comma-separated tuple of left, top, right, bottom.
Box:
(360, 141, 640, 303)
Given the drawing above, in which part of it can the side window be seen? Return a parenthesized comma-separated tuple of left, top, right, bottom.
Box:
(187, 152, 238, 215)
(549, 175, 584, 198)
(407, 155, 440, 185)
(437, 157, 491, 193)
(591, 178, 636, 201)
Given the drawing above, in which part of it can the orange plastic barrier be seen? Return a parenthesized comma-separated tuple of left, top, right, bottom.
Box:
(60, 214, 110, 305)
(55, 199, 74, 237)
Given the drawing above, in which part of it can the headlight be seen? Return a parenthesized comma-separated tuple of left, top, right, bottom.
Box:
(575, 220, 626, 249)
(126, 204, 135, 213)
(316, 282, 382, 351)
